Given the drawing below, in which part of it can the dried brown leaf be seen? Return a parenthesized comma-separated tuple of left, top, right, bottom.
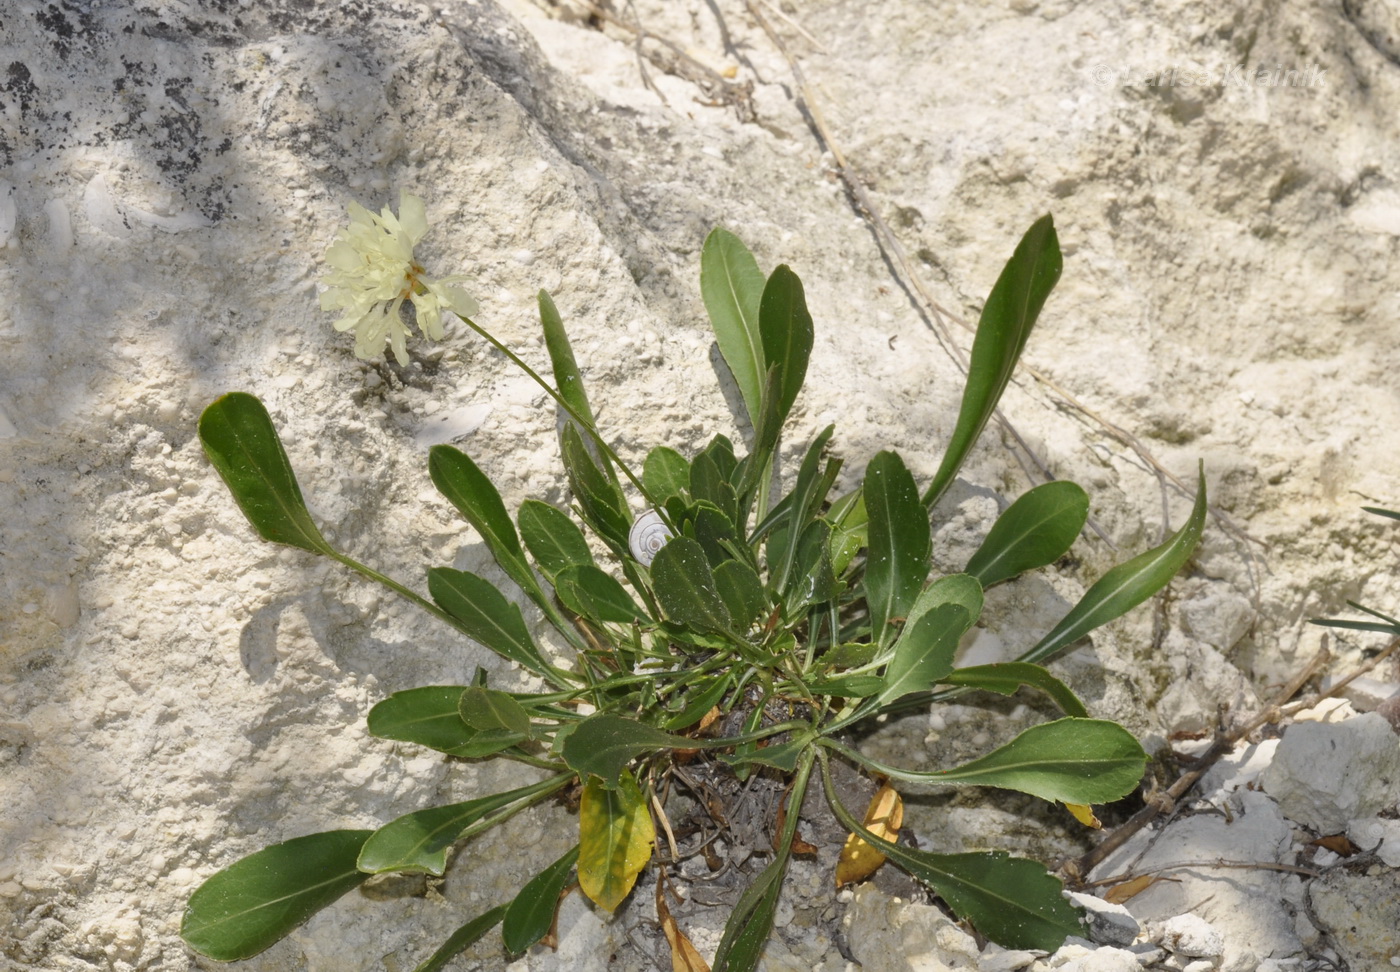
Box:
(835, 782, 904, 887)
(656, 878, 711, 972)
(1103, 873, 1172, 905)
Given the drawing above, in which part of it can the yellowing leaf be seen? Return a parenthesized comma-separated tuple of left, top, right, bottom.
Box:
(1064, 803, 1102, 829)
(578, 770, 655, 912)
(656, 878, 711, 972)
(835, 782, 904, 887)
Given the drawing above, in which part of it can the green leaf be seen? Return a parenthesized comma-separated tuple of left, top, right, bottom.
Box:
(904, 573, 984, 633)
(181, 830, 373, 960)
(502, 844, 581, 954)
(1311, 619, 1400, 634)
(560, 423, 632, 553)
(198, 393, 332, 555)
(923, 216, 1063, 510)
(428, 568, 552, 678)
(458, 686, 532, 737)
(965, 481, 1089, 588)
(691, 503, 740, 568)
(643, 446, 691, 505)
(518, 499, 595, 580)
(539, 290, 601, 431)
(357, 776, 570, 876)
(1020, 466, 1207, 665)
(690, 451, 739, 527)
(805, 674, 885, 698)
(578, 771, 654, 913)
(650, 536, 733, 635)
(822, 641, 880, 670)
(783, 519, 839, 612)
(733, 366, 787, 504)
(661, 673, 734, 731)
(827, 488, 868, 577)
(865, 451, 932, 646)
(563, 714, 706, 787)
(449, 728, 531, 758)
(713, 560, 766, 631)
(758, 265, 814, 429)
(411, 905, 507, 972)
(720, 733, 814, 772)
(701, 228, 767, 426)
(553, 564, 646, 623)
(1363, 506, 1400, 521)
(881, 718, 1146, 804)
(820, 757, 1081, 951)
(367, 686, 480, 756)
(939, 663, 1089, 718)
(875, 603, 974, 708)
(429, 446, 545, 606)
(770, 425, 835, 589)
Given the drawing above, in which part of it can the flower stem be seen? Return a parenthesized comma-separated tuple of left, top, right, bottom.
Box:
(455, 312, 663, 513)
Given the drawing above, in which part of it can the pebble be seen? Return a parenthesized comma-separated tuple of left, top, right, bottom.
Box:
(1151, 914, 1224, 959)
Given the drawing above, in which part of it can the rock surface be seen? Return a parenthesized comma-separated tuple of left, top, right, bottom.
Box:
(1261, 711, 1400, 832)
(3, 0, 1400, 970)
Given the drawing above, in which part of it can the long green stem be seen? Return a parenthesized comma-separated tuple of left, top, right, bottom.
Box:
(455, 313, 664, 514)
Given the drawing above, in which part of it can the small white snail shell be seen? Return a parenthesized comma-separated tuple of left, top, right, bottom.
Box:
(629, 509, 673, 567)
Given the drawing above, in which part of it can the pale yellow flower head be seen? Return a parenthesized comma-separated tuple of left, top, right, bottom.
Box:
(319, 190, 479, 365)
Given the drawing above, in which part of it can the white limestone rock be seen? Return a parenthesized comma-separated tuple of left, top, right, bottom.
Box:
(1150, 914, 1225, 960)
(1260, 711, 1400, 833)
(1090, 790, 1301, 972)
(1066, 891, 1141, 948)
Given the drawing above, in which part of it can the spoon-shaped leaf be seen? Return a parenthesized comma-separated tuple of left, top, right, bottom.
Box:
(198, 393, 332, 555)
(578, 771, 654, 913)
(1019, 466, 1207, 665)
(502, 844, 581, 954)
(874, 603, 973, 708)
(650, 536, 733, 635)
(560, 423, 632, 554)
(844, 718, 1146, 805)
(562, 714, 708, 787)
(429, 446, 545, 605)
(904, 573, 984, 633)
(357, 776, 571, 875)
(923, 215, 1062, 510)
(965, 481, 1088, 588)
(367, 685, 479, 755)
(518, 499, 595, 581)
(553, 564, 646, 624)
(759, 264, 814, 430)
(713, 559, 766, 631)
(427, 568, 552, 678)
(820, 756, 1081, 951)
(538, 290, 599, 430)
(865, 450, 932, 647)
(458, 686, 532, 737)
(411, 905, 507, 972)
(926, 717, 1145, 804)
(643, 445, 692, 505)
(181, 829, 373, 960)
(701, 228, 767, 426)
